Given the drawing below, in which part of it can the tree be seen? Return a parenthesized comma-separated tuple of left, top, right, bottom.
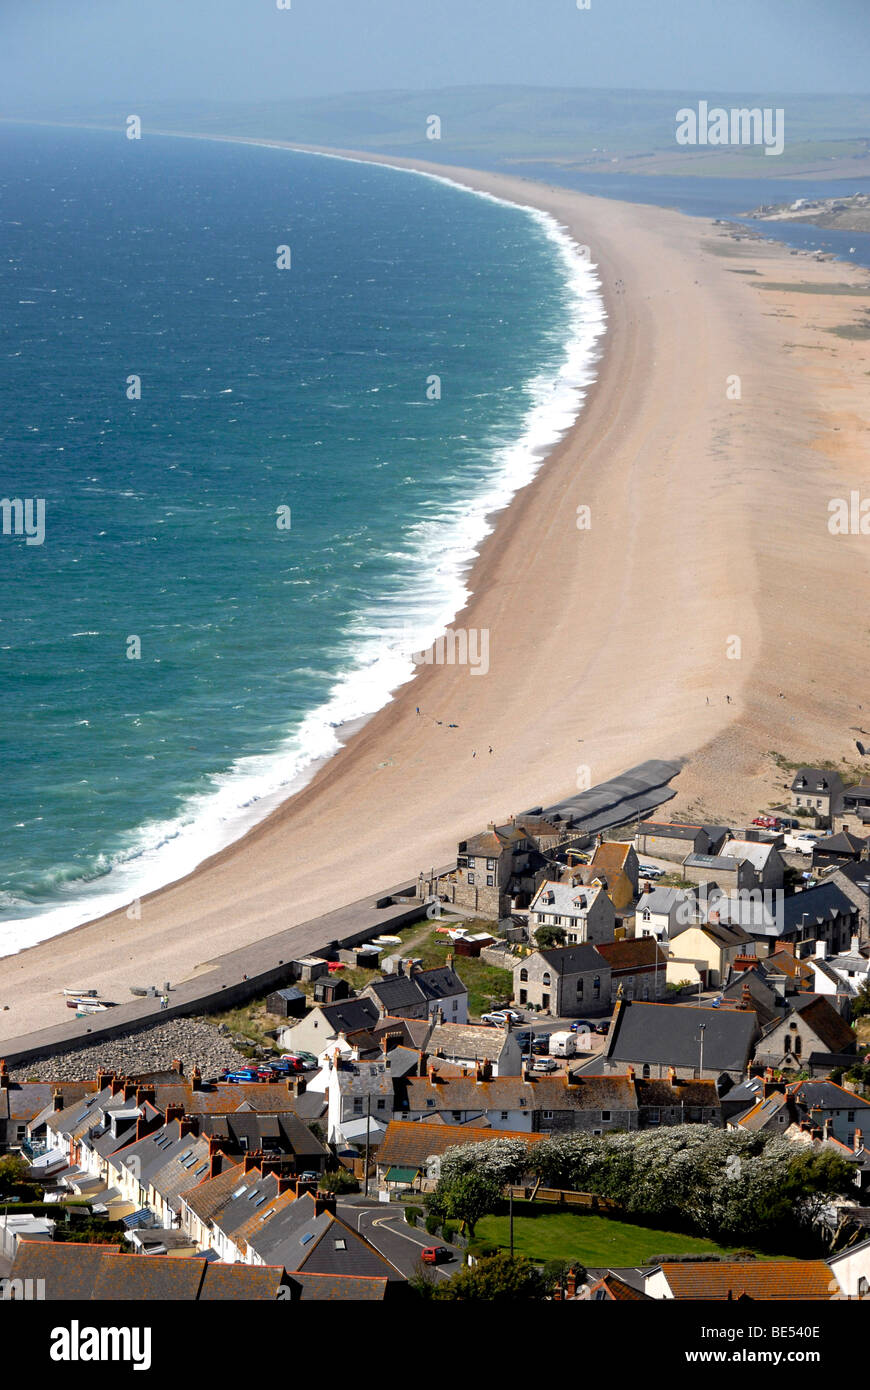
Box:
(319, 1167, 359, 1194)
(851, 983, 870, 1021)
(534, 923, 566, 948)
(435, 1252, 548, 1301)
(0, 1153, 29, 1195)
(429, 1171, 502, 1236)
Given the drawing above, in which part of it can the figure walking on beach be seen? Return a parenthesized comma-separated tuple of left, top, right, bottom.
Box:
(160, 994, 168, 1010)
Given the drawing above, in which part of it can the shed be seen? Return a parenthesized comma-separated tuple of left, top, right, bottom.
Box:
(266, 986, 308, 1018)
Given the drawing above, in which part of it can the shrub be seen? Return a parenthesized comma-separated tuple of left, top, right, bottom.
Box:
(442, 1221, 457, 1243)
(320, 1167, 359, 1195)
(425, 1215, 441, 1236)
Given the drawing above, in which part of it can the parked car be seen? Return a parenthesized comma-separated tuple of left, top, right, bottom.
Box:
(593, 1022, 610, 1035)
(532, 1057, 558, 1073)
(752, 816, 779, 829)
(298, 1170, 320, 1183)
(638, 864, 664, 878)
(569, 1019, 593, 1032)
(420, 1246, 453, 1265)
(222, 1069, 260, 1084)
(481, 1009, 522, 1026)
(281, 1052, 317, 1068)
(531, 1035, 551, 1054)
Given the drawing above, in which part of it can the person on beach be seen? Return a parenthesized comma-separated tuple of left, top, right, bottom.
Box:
(160, 994, 168, 1010)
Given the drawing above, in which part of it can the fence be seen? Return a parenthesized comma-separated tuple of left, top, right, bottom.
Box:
(505, 1184, 621, 1213)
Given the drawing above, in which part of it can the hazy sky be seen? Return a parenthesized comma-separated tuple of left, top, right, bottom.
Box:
(1, 0, 867, 108)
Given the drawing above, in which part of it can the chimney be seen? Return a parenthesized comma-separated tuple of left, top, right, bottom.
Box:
(96, 1067, 113, 1090)
(135, 1085, 156, 1106)
(446, 952, 454, 969)
(122, 1081, 136, 1102)
(243, 1154, 260, 1173)
(164, 1103, 184, 1125)
(626, 1065, 635, 1080)
(428, 1063, 436, 1083)
(815, 940, 827, 961)
(292, 1076, 307, 1097)
(822, 1118, 831, 1141)
(209, 1152, 223, 1180)
(741, 983, 752, 1011)
(855, 1129, 864, 1153)
(0, 1060, 8, 1090)
(179, 1117, 198, 1138)
(504, 1013, 513, 1034)
(52, 1090, 64, 1112)
(171, 1058, 184, 1075)
(381, 1035, 389, 1057)
(435, 1006, 444, 1026)
(418, 1050, 429, 1074)
(475, 1060, 483, 1083)
(667, 1066, 676, 1083)
(190, 1066, 203, 1091)
(566, 1269, 577, 1298)
(481, 1058, 493, 1082)
(276, 1175, 295, 1196)
(110, 1075, 126, 1096)
(314, 1192, 337, 1218)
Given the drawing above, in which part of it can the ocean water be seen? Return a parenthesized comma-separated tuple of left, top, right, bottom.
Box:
(0, 125, 605, 953)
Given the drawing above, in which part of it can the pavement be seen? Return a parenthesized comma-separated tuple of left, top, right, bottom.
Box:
(338, 1198, 464, 1280)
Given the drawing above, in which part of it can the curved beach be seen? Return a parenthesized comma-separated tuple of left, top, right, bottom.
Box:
(2, 149, 869, 1043)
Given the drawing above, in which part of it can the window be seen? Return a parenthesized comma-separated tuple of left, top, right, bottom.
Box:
(353, 1098, 363, 1114)
(542, 972, 551, 987)
(468, 872, 475, 885)
(487, 858, 496, 871)
(542, 1111, 554, 1120)
(486, 875, 494, 887)
(576, 979, 584, 996)
(601, 1111, 611, 1122)
(848, 1111, 856, 1123)
(642, 1064, 651, 1079)
(784, 1035, 792, 1053)
(452, 1111, 462, 1121)
(794, 1036, 801, 1056)
(859, 1277, 869, 1297)
(334, 1239, 346, 1251)
(520, 968, 528, 982)
(593, 976, 601, 998)
(519, 989, 527, 1005)
(500, 1111, 509, 1120)
(647, 1107, 660, 1125)
(376, 1099, 386, 1111)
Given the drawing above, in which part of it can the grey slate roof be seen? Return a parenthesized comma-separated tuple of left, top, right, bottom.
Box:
(605, 1000, 758, 1073)
(534, 943, 606, 974)
(781, 882, 857, 936)
(319, 997, 381, 1034)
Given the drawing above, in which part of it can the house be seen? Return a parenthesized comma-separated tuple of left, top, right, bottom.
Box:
(324, 1055, 393, 1150)
(0, 1065, 97, 1151)
(664, 919, 754, 990)
(527, 880, 616, 945)
(790, 767, 845, 824)
(425, 1019, 523, 1076)
(732, 1077, 870, 1148)
(680, 852, 757, 892)
(828, 1236, 870, 1299)
(599, 999, 759, 1083)
(634, 885, 695, 941)
(576, 1273, 653, 1301)
(718, 838, 785, 890)
(635, 821, 728, 863)
(753, 996, 857, 1073)
(514, 944, 611, 1017)
(834, 780, 870, 836)
(362, 960, 468, 1024)
(585, 840, 640, 908)
(313, 975, 352, 1005)
(811, 943, 870, 1001)
(594, 937, 668, 1002)
(235, 1189, 403, 1287)
(276, 996, 381, 1056)
(265, 986, 307, 1018)
(633, 1075, 722, 1128)
(437, 816, 572, 920)
(812, 830, 870, 871)
(829, 862, 870, 943)
(375, 1120, 544, 1190)
(645, 1259, 834, 1300)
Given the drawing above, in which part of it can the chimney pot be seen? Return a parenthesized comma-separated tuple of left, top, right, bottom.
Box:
(855, 1129, 864, 1153)
(171, 1058, 184, 1075)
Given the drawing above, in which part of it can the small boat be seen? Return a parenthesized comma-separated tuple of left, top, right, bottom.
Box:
(63, 988, 97, 997)
(66, 998, 108, 1012)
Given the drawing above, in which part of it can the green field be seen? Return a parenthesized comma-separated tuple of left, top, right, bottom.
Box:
(476, 1204, 788, 1267)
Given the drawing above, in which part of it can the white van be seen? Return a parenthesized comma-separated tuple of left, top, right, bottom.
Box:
(549, 1030, 577, 1058)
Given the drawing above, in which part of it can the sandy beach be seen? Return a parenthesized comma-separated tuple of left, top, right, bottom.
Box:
(2, 145, 870, 1045)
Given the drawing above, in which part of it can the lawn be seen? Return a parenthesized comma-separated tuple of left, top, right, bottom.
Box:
(393, 921, 514, 1019)
(476, 1204, 787, 1267)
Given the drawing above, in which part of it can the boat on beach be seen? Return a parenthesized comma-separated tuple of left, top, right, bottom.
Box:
(62, 988, 97, 997)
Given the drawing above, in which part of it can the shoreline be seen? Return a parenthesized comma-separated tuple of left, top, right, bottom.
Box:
(2, 138, 870, 1045)
(0, 127, 606, 957)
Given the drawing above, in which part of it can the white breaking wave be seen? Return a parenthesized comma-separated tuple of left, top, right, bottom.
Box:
(0, 143, 606, 959)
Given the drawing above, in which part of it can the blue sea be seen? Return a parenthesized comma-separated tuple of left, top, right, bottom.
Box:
(0, 125, 605, 953)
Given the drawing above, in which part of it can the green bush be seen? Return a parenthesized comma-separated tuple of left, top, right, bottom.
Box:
(442, 1221, 457, 1243)
(320, 1167, 360, 1195)
(425, 1215, 441, 1236)
(467, 1238, 498, 1259)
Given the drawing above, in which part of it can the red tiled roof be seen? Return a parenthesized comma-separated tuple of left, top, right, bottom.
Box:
(659, 1260, 832, 1300)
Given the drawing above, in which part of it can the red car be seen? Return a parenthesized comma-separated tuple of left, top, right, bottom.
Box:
(420, 1246, 453, 1265)
(752, 816, 779, 829)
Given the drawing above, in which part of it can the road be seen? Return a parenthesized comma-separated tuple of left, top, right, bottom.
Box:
(338, 1199, 464, 1280)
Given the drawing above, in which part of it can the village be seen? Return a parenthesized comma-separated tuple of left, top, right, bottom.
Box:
(1, 762, 870, 1302)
